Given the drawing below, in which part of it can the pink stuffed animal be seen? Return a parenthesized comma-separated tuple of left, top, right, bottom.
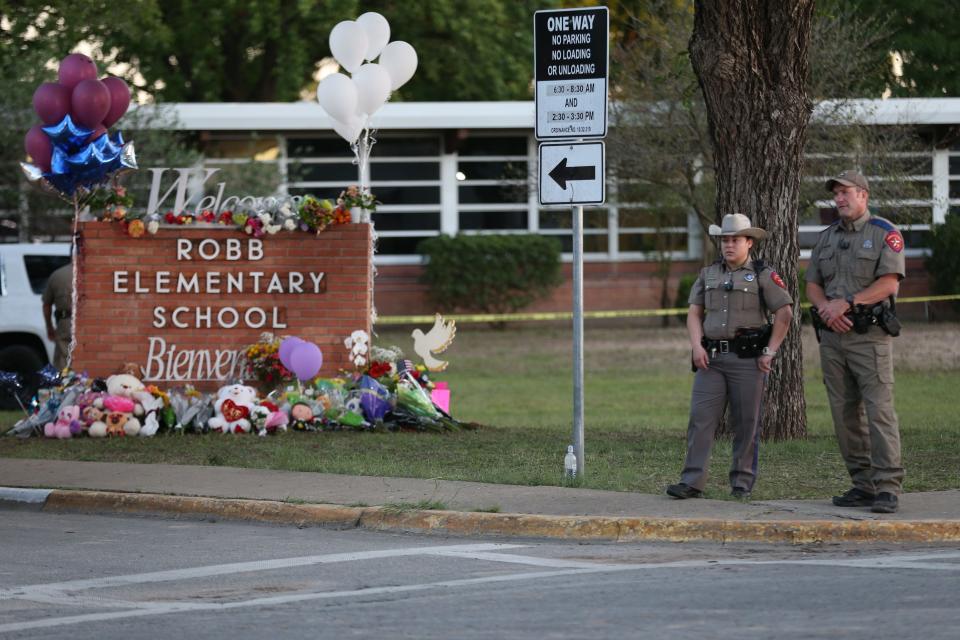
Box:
(44, 405, 81, 439)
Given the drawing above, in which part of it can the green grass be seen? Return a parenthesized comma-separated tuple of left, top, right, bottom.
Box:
(2, 323, 958, 500)
(382, 500, 448, 513)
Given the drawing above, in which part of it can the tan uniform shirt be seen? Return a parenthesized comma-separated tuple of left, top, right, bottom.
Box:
(806, 211, 906, 298)
(42, 263, 73, 315)
(689, 259, 793, 340)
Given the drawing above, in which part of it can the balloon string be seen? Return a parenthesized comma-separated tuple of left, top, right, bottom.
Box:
(67, 195, 81, 372)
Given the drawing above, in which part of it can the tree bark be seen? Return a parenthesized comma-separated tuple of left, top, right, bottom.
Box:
(689, 1, 814, 440)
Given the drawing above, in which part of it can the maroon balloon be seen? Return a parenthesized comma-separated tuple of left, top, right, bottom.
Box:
(32, 82, 72, 125)
(57, 53, 98, 90)
(101, 76, 131, 127)
(24, 125, 52, 172)
(70, 79, 111, 128)
(86, 124, 108, 144)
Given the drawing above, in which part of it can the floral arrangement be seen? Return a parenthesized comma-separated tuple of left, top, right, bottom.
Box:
(87, 184, 134, 223)
(338, 185, 378, 215)
(101, 185, 376, 239)
(297, 196, 350, 233)
(242, 333, 295, 390)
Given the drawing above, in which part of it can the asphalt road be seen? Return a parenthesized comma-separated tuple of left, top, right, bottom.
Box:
(1, 509, 959, 639)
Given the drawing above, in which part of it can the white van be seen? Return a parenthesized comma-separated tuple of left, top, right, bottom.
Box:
(0, 242, 71, 409)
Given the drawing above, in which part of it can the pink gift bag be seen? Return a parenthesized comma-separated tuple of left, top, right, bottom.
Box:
(431, 382, 450, 414)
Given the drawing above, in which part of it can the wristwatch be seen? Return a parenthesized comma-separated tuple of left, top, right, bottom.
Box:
(845, 293, 855, 309)
(762, 347, 776, 356)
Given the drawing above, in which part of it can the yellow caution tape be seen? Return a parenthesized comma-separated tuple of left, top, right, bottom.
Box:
(376, 294, 960, 325)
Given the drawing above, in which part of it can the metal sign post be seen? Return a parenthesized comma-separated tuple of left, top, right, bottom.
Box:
(571, 203, 585, 477)
(534, 5, 608, 479)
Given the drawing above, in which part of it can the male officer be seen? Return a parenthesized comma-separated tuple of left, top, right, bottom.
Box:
(42, 261, 73, 370)
(806, 170, 905, 514)
(667, 214, 793, 500)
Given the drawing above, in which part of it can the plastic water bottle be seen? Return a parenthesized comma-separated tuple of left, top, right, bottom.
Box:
(564, 445, 577, 480)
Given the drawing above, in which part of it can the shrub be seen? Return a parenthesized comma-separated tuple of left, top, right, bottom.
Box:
(674, 273, 698, 324)
(418, 234, 563, 320)
(927, 211, 960, 311)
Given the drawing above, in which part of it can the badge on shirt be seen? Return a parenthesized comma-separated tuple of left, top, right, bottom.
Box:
(770, 271, 786, 289)
(885, 231, 904, 253)
(862, 239, 873, 249)
(744, 273, 755, 282)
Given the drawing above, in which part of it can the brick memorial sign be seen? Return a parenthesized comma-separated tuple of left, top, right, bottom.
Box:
(71, 222, 372, 388)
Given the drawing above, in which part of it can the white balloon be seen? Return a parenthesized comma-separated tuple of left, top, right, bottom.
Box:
(332, 115, 364, 144)
(329, 20, 368, 73)
(357, 12, 390, 62)
(352, 63, 392, 116)
(316, 73, 358, 124)
(379, 41, 418, 90)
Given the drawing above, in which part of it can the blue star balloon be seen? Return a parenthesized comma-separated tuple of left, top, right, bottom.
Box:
(42, 114, 93, 152)
(34, 364, 62, 389)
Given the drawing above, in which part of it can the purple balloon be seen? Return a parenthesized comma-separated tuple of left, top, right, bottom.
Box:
(24, 125, 52, 172)
(70, 79, 111, 128)
(58, 53, 98, 90)
(278, 336, 304, 370)
(289, 342, 323, 381)
(32, 82, 72, 125)
(101, 76, 131, 128)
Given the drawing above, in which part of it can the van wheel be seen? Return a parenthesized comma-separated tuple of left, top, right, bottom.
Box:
(0, 345, 45, 411)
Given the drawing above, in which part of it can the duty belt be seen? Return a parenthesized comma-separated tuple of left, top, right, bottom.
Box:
(701, 338, 731, 354)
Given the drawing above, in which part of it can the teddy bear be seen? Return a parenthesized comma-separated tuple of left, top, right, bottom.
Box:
(88, 374, 150, 437)
(44, 404, 81, 439)
(208, 383, 258, 434)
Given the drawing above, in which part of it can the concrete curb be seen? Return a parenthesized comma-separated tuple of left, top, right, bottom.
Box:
(34, 489, 960, 544)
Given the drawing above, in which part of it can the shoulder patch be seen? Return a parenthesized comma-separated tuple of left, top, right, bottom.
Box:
(868, 217, 896, 233)
(820, 220, 841, 234)
(770, 271, 786, 289)
(884, 230, 904, 253)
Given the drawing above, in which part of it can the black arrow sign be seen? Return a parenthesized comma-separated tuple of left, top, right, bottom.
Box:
(548, 157, 596, 189)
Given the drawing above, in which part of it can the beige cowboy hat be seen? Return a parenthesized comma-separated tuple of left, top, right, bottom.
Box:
(708, 213, 767, 240)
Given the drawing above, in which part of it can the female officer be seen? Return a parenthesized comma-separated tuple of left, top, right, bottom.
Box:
(666, 214, 793, 500)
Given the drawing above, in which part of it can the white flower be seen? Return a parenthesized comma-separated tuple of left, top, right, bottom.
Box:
(258, 213, 271, 225)
(280, 203, 292, 216)
(283, 218, 296, 231)
(146, 221, 159, 235)
(353, 355, 367, 367)
(266, 224, 281, 235)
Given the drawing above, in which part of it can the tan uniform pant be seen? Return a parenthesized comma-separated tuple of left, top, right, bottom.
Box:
(820, 328, 903, 495)
(52, 319, 71, 370)
(681, 352, 765, 491)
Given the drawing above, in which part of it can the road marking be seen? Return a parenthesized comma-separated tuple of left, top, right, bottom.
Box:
(0, 488, 51, 504)
(3, 548, 960, 634)
(0, 566, 619, 634)
(0, 542, 524, 601)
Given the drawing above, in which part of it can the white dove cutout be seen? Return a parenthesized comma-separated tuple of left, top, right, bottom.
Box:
(411, 313, 456, 372)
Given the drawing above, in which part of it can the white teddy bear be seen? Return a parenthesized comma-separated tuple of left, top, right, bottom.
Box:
(207, 384, 259, 434)
(89, 373, 154, 438)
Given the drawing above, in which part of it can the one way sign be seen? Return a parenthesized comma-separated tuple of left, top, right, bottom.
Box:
(538, 141, 605, 205)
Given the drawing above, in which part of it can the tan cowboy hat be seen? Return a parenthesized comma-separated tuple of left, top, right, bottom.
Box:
(708, 213, 767, 240)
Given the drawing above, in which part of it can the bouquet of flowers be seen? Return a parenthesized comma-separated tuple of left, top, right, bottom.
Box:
(243, 333, 295, 391)
(337, 185, 378, 216)
(298, 196, 343, 233)
(87, 183, 134, 222)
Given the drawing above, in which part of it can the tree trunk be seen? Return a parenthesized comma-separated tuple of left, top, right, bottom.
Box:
(689, 0, 814, 440)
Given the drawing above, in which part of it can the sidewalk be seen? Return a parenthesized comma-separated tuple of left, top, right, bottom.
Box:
(2, 458, 958, 544)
